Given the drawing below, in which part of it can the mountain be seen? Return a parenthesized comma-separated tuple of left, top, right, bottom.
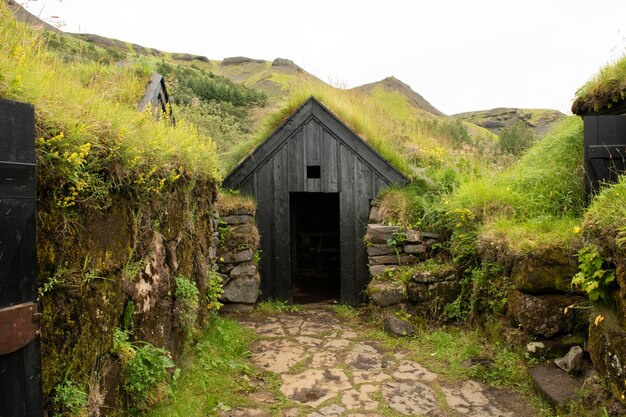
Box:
(453, 108, 566, 137)
(354, 76, 446, 118)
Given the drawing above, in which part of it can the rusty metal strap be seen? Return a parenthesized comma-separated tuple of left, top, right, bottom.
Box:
(0, 302, 39, 355)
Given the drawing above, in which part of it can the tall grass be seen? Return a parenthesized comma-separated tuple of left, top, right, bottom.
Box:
(0, 4, 218, 210)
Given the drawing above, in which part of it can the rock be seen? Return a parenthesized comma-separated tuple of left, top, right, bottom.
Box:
(369, 254, 417, 265)
(271, 58, 302, 72)
(367, 277, 406, 307)
(220, 248, 253, 264)
(507, 290, 580, 338)
(403, 244, 427, 254)
(221, 214, 254, 225)
(220, 276, 259, 303)
(368, 264, 397, 277)
(230, 264, 257, 278)
(368, 206, 383, 224)
(588, 310, 626, 404)
(221, 56, 266, 66)
(405, 230, 421, 243)
(529, 365, 582, 410)
(407, 281, 460, 305)
(420, 232, 440, 240)
(383, 316, 415, 336)
(526, 335, 586, 358)
(366, 244, 395, 257)
(554, 346, 583, 374)
(365, 224, 403, 244)
(511, 260, 577, 294)
(411, 264, 457, 283)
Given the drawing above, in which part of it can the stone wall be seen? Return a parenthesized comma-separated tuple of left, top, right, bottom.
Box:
(505, 256, 585, 353)
(364, 208, 460, 317)
(37, 178, 220, 414)
(215, 197, 261, 311)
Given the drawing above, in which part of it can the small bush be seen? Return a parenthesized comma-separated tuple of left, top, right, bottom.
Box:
(498, 121, 535, 155)
(53, 379, 88, 417)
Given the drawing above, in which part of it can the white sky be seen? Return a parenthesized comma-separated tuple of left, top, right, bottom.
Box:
(18, 0, 626, 115)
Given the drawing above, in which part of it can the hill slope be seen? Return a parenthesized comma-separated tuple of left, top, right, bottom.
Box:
(453, 107, 565, 137)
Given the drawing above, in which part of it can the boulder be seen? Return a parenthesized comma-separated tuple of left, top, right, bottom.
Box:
(366, 224, 403, 244)
(221, 214, 254, 225)
(406, 281, 460, 306)
(367, 277, 406, 307)
(507, 290, 580, 338)
(369, 254, 418, 266)
(412, 266, 456, 284)
(220, 275, 259, 304)
(554, 346, 583, 374)
(383, 316, 415, 337)
(366, 244, 396, 257)
(588, 310, 626, 404)
(511, 260, 577, 294)
(219, 248, 253, 264)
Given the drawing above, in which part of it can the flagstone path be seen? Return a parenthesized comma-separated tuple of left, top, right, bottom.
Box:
(222, 307, 537, 417)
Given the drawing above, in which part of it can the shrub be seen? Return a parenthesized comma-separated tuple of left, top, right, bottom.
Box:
(175, 276, 200, 339)
(52, 379, 88, 417)
(498, 121, 535, 155)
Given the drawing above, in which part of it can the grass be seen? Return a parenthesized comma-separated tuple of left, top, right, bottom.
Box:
(146, 316, 257, 417)
(573, 55, 626, 114)
(216, 189, 257, 215)
(584, 174, 626, 256)
(0, 5, 219, 210)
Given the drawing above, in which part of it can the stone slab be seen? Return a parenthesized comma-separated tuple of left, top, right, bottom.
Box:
(529, 365, 582, 409)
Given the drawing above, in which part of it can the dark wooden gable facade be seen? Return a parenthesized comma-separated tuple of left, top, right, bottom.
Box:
(138, 72, 175, 125)
(223, 97, 407, 304)
(573, 98, 626, 197)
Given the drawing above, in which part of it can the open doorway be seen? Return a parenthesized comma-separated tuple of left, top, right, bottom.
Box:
(290, 192, 340, 303)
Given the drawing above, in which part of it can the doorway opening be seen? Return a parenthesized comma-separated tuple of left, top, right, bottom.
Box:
(290, 192, 340, 303)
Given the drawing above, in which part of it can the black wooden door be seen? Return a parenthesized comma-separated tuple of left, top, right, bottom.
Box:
(0, 99, 42, 417)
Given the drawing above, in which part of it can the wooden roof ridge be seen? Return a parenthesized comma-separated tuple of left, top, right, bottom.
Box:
(223, 96, 408, 189)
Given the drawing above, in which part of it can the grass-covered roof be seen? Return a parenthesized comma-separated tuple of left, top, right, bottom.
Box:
(572, 55, 626, 115)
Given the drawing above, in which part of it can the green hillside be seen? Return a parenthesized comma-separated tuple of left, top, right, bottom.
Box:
(453, 107, 566, 137)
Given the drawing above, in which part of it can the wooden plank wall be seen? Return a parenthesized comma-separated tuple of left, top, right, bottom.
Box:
(0, 99, 42, 417)
(584, 115, 626, 196)
(238, 116, 393, 304)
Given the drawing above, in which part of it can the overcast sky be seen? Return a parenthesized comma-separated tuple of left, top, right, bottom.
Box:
(18, 0, 626, 115)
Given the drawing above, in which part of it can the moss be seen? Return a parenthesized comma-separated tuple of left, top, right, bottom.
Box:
(573, 55, 626, 114)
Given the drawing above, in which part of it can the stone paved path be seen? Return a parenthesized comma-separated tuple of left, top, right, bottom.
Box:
(224, 307, 537, 417)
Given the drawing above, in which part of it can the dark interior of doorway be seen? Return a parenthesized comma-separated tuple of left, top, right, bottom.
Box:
(290, 192, 340, 303)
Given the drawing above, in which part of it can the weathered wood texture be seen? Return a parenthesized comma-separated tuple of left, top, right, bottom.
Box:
(224, 97, 407, 304)
(0, 99, 42, 417)
(137, 72, 175, 125)
(584, 114, 626, 196)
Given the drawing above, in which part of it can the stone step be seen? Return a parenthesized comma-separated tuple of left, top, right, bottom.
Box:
(529, 364, 583, 410)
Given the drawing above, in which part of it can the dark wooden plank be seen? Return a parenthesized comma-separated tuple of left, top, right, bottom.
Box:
(273, 145, 291, 301)
(339, 144, 356, 304)
(255, 161, 274, 300)
(238, 177, 255, 197)
(223, 100, 314, 189)
(355, 160, 372, 303)
(322, 129, 339, 193)
(0, 162, 36, 200)
(598, 115, 626, 145)
(0, 200, 37, 306)
(288, 128, 305, 192)
(305, 119, 321, 165)
(586, 145, 626, 159)
(0, 99, 35, 164)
